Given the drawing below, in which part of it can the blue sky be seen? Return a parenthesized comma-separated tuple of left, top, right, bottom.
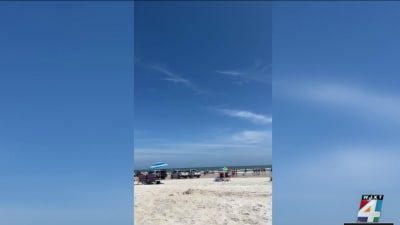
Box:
(7, 2, 399, 225)
(134, 2, 272, 169)
(273, 2, 400, 225)
(0, 2, 133, 225)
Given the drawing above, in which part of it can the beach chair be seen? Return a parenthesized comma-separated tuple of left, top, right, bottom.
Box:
(215, 172, 230, 182)
(138, 174, 147, 184)
(147, 174, 158, 184)
(214, 173, 225, 182)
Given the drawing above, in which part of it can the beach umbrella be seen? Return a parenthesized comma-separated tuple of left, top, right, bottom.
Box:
(149, 162, 168, 181)
(150, 162, 168, 169)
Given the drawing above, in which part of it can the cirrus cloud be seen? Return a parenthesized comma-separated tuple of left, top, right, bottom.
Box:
(218, 109, 272, 124)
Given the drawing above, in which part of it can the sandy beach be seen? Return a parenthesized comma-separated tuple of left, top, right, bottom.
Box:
(134, 177, 271, 225)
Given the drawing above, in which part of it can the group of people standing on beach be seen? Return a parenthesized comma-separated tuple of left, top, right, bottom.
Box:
(233, 168, 268, 176)
(202, 168, 269, 176)
(252, 168, 265, 175)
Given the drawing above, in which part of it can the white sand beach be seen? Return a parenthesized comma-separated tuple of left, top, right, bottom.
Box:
(134, 177, 271, 225)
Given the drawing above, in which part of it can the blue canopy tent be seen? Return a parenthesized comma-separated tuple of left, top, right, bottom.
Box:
(149, 162, 168, 183)
(150, 162, 168, 169)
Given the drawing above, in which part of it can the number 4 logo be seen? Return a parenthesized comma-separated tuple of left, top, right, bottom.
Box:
(358, 200, 382, 222)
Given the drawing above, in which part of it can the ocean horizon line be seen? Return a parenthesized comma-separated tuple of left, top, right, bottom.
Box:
(134, 164, 272, 171)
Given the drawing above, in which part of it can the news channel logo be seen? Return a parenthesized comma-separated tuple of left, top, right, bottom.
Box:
(357, 194, 384, 222)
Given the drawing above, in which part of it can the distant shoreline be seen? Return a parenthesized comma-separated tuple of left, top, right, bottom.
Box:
(134, 165, 272, 172)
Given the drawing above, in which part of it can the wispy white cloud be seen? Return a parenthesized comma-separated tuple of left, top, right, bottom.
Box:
(214, 70, 243, 76)
(134, 128, 272, 168)
(149, 64, 205, 94)
(136, 130, 271, 151)
(280, 81, 400, 123)
(230, 130, 272, 144)
(135, 148, 198, 156)
(158, 143, 258, 149)
(136, 59, 206, 94)
(152, 129, 272, 148)
(218, 109, 272, 124)
(214, 59, 271, 83)
(163, 77, 190, 84)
